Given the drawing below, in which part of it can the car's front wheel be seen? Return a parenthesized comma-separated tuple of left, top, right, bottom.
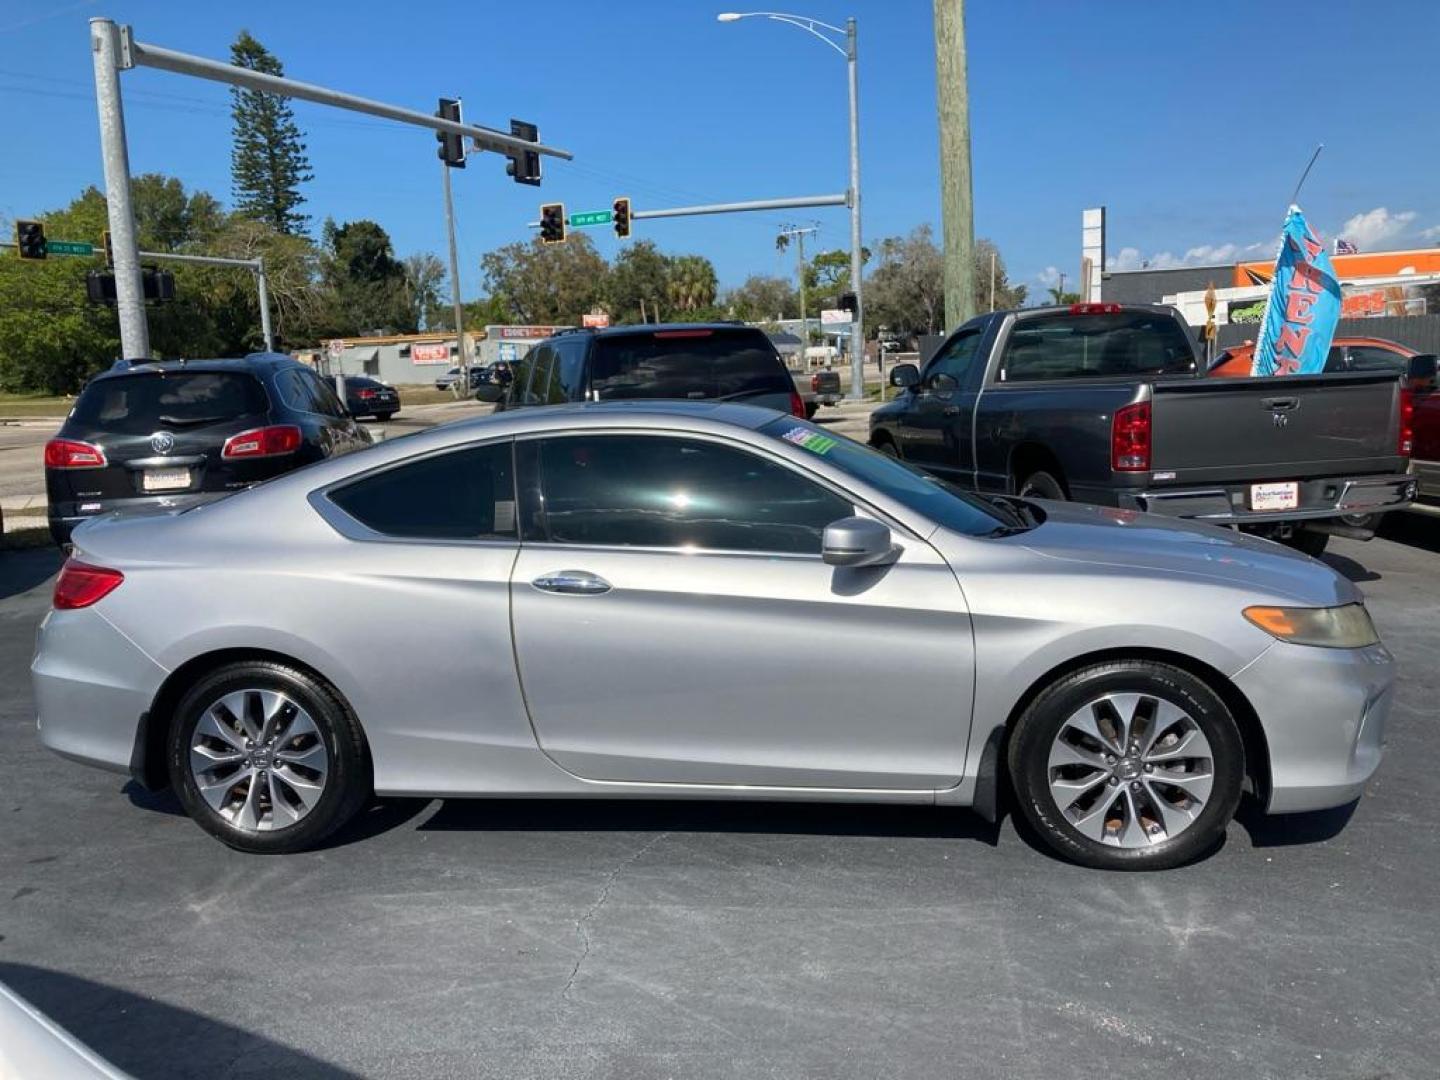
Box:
(1008, 659, 1244, 870)
(168, 661, 370, 853)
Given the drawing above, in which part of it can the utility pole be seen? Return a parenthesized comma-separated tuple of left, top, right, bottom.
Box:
(779, 224, 818, 365)
(989, 250, 996, 312)
(1057, 271, 1066, 302)
(844, 16, 865, 400)
(90, 19, 148, 359)
(933, 0, 974, 330)
(441, 160, 467, 394)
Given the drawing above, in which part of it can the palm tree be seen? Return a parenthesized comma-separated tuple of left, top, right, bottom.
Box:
(666, 255, 718, 313)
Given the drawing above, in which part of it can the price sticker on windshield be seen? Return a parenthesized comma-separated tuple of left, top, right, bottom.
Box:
(780, 427, 838, 456)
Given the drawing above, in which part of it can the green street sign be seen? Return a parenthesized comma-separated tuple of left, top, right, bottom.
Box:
(46, 240, 94, 257)
(568, 210, 612, 228)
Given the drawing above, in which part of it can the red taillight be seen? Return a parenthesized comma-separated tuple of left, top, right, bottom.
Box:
(1111, 401, 1151, 472)
(789, 390, 806, 418)
(44, 438, 107, 469)
(221, 424, 302, 459)
(356, 388, 377, 400)
(1069, 303, 1123, 315)
(53, 559, 124, 610)
(810, 373, 822, 392)
(1399, 386, 1414, 456)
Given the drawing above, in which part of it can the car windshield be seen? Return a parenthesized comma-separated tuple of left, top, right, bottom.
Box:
(70, 371, 269, 433)
(591, 328, 791, 400)
(759, 417, 1016, 537)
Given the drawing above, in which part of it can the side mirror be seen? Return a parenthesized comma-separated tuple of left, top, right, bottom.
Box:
(822, 516, 898, 568)
(474, 382, 505, 403)
(889, 363, 920, 389)
(1407, 353, 1437, 390)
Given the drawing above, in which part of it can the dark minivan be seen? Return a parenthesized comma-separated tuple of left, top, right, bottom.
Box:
(481, 324, 804, 417)
(46, 353, 371, 545)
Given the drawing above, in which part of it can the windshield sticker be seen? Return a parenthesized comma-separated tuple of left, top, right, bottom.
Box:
(780, 427, 838, 455)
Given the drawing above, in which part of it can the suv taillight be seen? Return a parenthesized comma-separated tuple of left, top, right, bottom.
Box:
(53, 559, 124, 610)
(44, 438, 107, 469)
(356, 388, 377, 400)
(789, 390, 806, 418)
(1399, 386, 1414, 456)
(221, 425, 302, 459)
(1111, 401, 1151, 472)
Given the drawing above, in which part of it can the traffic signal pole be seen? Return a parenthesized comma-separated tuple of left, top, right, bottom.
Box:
(90, 19, 148, 359)
(133, 249, 274, 351)
(441, 160, 467, 395)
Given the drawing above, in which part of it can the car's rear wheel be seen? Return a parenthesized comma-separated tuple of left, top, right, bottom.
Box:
(168, 661, 369, 854)
(1017, 469, 1066, 500)
(375, 411, 395, 422)
(1008, 660, 1244, 870)
(874, 438, 899, 458)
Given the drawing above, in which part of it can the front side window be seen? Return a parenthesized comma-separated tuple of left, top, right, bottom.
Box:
(1346, 346, 1406, 373)
(924, 330, 982, 387)
(533, 434, 852, 553)
(328, 441, 517, 540)
(1001, 312, 1197, 382)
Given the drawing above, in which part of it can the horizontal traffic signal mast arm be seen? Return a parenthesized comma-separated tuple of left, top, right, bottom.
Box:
(527, 193, 848, 229)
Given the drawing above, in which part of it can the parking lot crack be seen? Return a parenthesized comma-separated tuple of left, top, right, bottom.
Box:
(560, 831, 669, 1000)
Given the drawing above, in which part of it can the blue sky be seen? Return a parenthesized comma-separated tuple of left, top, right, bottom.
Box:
(3, 0, 1439, 301)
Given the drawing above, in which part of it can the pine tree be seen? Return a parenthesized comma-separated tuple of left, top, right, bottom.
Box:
(229, 31, 313, 235)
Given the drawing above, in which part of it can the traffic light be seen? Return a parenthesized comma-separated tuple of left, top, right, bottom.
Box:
(540, 203, 566, 245)
(86, 270, 117, 304)
(16, 220, 46, 260)
(143, 267, 176, 303)
(102, 230, 113, 268)
(612, 197, 632, 239)
(838, 291, 858, 314)
(435, 98, 465, 168)
(505, 119, 541, 186)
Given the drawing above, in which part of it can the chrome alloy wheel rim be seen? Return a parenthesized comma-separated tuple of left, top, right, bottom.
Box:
(188, 689, 329, 832)
(1047, 692, 1215, 848)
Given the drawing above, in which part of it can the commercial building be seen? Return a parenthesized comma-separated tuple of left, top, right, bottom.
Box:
(294, 325, 571, 385)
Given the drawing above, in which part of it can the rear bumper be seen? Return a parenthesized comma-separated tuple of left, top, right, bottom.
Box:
(32, 607, 169, 776)
(1116, 472, 1416, 525)
(1233, 639, 1395, 814)
(49, 491, 233, 543)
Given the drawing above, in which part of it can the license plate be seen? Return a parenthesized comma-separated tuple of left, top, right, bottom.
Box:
(142, 467, 191, 492)
(1250, 481, 1299, 511)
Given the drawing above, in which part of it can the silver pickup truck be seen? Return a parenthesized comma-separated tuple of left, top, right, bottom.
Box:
(869, 303, 1417, 556)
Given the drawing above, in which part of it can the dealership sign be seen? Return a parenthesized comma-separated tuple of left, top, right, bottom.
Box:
(411, 341, 452, 364)
(499, 325, 566, 339)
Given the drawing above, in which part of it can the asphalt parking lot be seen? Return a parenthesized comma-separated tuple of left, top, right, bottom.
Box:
(1, 516, 1437, 1080)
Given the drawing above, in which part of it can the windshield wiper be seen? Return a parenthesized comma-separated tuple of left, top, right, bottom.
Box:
(156, 414, 229, 427)
(982, 494, 1036, 533)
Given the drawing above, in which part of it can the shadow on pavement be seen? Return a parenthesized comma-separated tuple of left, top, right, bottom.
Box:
(1232, 794, 1357, 847)
(0, 963, 359, 1080)
(123, 780, 185, 817)
(0, 547, 62, 602)
(1379, 511, 1440, 554)
(416, 797, 1002, 845)
(1322, 552, 1380, 583)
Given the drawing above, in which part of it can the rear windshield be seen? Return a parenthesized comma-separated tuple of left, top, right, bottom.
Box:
(70, 372, 269, 434)
(590, 329, 791, 402)
(346, 377, 385, 389)
(1001, 312, 1197, 382)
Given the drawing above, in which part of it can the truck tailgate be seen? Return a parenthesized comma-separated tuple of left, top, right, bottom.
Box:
(1151, 372, 1404, 483)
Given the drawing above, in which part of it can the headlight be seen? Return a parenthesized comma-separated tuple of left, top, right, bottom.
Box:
(1242, 603, 1380, 648)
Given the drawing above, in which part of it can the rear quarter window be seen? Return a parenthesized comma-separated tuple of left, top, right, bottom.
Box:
(70, 372, 270, 434)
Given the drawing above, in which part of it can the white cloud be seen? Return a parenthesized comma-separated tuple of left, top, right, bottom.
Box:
(1035, 266, 1061, 286)
(1183, 243, 1239, 263)
(1106, 247, 1143, 272)
(1421, 224, 1440, 242)
(1336, 207, 1416, 249)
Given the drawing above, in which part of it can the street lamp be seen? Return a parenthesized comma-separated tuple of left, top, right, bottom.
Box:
(718, 10, 865, 400)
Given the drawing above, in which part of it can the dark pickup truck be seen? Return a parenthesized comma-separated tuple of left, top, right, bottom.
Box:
(869, 303, 1417, 555)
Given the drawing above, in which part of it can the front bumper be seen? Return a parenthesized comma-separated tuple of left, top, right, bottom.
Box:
(1233, 638, 1395, 814)
(32, 607, 169, 776)
(1117, 472, 1416, 525)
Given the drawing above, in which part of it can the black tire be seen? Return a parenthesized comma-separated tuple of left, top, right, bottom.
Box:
(1282, 530, 1329, 557)
(804, 402, 819, 420)
(1017, 469, 1067, 500)
(167, 660, 370, 854)
(1339, 511, 1381, 531)
(873, 438, 900, 458)
(375, 411, 395, 422)
(1007, 659, 1244, 871)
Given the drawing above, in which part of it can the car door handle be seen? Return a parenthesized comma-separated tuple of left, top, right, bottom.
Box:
(531, 570, 612, 596)
(942, 405, 961, 417)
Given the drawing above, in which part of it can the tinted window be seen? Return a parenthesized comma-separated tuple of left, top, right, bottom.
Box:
(301, 369, 348, 418)
(70, 372, 269, 434)
(590, 329, 790, 401)
(506, 350, 536, 406)
(1001, 312, 1197, 382)
(1346, 346, 1406, 373)
(759, 417, 1010, 537)
(552, 338, 587, 402)
(345, 377, 385, 390)
(275, 369, 319, 412)
(329, 442, 516, 540)
(522, 346, 555, 406)
(925, 330, 982, 386)
(536, 434, 852, 553)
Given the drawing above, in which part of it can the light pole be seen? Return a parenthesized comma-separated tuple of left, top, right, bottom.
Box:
(719, 11, 865, 399)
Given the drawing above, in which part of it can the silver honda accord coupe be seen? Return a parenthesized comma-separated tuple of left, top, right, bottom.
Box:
(32, 401, 1394, 869)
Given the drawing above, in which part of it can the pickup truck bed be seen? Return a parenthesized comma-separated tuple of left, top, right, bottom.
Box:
(869, 304, 1415, 552)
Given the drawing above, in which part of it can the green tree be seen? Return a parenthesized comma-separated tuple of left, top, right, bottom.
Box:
(479, 234, 609, 324)
(865, 225, 945, 339)
(230, 31, 313, 235)
(723, 275, 798, 322)
(607, 240, 670, 324)
(665, 254, 718, 314)
(403, 252, 448, 331)
(1046, 285, 1082, 305)
(974, 238, 1027, 312)
(314, 218, 415, 336)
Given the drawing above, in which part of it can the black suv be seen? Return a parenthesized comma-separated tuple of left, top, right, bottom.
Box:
(480, 323, 803, 417)
(46, 353, 371, 545)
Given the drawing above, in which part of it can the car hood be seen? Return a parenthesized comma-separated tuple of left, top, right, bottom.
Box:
(1010, 500, 1359, 606)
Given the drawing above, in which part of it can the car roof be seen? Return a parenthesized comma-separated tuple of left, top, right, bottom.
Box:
(89, 353, 302, 381)
(549, 322, 761, 341)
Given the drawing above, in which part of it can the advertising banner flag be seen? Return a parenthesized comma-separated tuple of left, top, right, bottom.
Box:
(1252, 206, 1341, 376)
